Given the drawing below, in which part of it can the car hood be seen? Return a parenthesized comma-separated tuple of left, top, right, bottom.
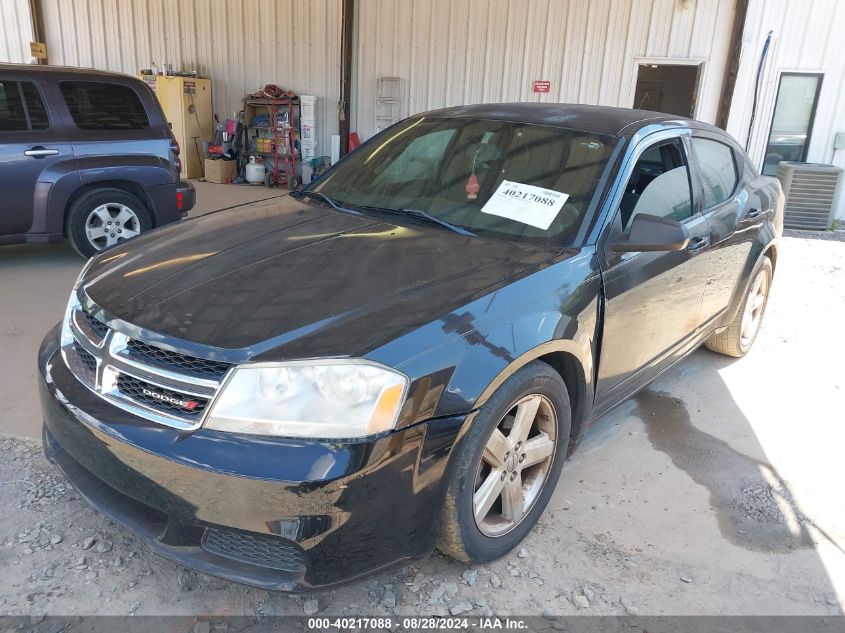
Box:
(83, 199, 555, 359)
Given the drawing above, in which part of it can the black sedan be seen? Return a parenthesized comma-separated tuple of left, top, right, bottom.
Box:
(39, 104, 783, 591)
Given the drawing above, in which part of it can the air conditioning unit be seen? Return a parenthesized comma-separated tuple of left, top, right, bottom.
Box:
(777, 162, 843, 230)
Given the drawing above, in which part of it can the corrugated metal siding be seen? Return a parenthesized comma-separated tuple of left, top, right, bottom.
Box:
(38, 0, 342, 154)
(726, 0, 845, 218)
(0, 0, 34, 64)
(351, 0, 736, 140)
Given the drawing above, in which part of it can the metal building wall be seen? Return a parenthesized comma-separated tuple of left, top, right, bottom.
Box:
(726, 0, 845, 219)
(36, 0, 342, 154)
(351, 0, 737, 141)
(0, 0, 34, 63)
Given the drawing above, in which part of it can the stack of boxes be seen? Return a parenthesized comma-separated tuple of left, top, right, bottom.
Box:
(299, 96, 317, 182)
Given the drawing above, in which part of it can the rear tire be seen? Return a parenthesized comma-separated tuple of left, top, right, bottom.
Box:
(437, 361, 571, 563)
(705, 256, 773, 358)
(67, 188, 152, 258)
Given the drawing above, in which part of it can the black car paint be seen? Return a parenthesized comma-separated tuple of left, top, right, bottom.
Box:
(39, 104, 783, 590)
(39, 328, 466, 590)
(0, 64, 193, 245)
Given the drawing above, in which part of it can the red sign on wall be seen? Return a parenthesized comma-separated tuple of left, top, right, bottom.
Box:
(533, 80, 551, 93)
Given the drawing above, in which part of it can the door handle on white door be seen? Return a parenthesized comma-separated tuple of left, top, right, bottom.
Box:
(24, 147, 59, 158)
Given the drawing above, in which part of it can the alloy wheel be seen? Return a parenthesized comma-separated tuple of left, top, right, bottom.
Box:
(473, 394, 558, 537)
(85, 203, 141, 251)
(740, 268, 769, 347)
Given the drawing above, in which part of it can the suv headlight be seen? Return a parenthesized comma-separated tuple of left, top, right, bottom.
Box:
(204, 360, 409, 439)
(60, 258, 95, 347)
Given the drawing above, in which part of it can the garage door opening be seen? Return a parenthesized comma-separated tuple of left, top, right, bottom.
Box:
(634, 63, 702, 118)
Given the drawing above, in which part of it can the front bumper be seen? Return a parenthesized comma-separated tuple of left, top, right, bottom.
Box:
(38, 327, 464, 591)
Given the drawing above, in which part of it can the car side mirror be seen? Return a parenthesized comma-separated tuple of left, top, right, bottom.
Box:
(609, 213, 689, 253)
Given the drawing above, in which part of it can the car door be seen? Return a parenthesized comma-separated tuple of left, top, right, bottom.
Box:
(595, 130, 711, 406)
(0, 77, 73, 236)
(688, 133, 761, 323)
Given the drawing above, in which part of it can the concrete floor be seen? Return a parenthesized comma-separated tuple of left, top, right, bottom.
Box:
(0, 193, 843, 614)
(0, 181, 288, 438)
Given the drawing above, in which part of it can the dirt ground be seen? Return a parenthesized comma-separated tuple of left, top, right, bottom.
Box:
(0, 232, 843, 617)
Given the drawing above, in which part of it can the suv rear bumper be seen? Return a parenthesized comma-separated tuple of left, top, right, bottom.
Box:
(177, 180, 196, 216)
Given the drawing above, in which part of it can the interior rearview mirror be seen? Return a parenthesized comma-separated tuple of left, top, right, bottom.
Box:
(609, 213, 689, 253)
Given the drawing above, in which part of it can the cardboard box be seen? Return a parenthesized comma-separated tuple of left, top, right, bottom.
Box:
(205, 159, 237, 184)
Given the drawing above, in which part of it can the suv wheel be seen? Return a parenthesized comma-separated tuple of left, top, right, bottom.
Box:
(437, 361, 571, 563)
(67, 188, 152, 257)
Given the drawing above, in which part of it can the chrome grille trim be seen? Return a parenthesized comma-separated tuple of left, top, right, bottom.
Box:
(63, 306, 231, 431)
(125, 339, 231, 379)
(72, 308, 107, 348)
(115, 346, 220, 390)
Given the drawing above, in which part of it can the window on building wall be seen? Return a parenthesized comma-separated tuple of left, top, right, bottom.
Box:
(762, 73, 823, 176)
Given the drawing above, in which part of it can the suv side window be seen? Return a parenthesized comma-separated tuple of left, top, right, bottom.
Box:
(691, 137, 738, 209)
(0, 80, 49, 131)
(22, 82, 49, 129)
(619, 139, 693, 232)
(59, 81, 149, 130)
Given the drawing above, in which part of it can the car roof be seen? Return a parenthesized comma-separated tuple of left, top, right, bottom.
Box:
(419, 103, 721, 138)
(0, 63, 139, 82)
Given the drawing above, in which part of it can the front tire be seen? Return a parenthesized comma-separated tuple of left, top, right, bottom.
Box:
(66, 188, 152, 258)
(705, 256, 773, 358)
(437, 361, 571, 563)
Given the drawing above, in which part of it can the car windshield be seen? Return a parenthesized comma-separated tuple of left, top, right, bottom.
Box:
(308, 116, 618, 245)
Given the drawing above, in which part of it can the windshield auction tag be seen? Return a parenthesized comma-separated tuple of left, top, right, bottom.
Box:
(480, 180, 569, 230)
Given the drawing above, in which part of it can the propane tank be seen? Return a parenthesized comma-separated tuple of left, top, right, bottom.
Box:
(245, 156, 264, 184)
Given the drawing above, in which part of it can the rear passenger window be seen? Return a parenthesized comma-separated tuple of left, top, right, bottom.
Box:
(0, 80, 30, 131)
(22, 82, 49, 129)
(60, 81, 149, 130)
(692, 138, 738, 209)
(0, 80, 49, 131)
(619, 139, 693, 232)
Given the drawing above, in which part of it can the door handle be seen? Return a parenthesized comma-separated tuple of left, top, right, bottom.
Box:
(24, 146, 59, 158)
(744, 208, 762, 219)
(687, 236, 710, 252)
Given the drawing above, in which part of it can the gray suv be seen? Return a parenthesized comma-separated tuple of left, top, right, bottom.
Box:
(0, 64, 195, 257)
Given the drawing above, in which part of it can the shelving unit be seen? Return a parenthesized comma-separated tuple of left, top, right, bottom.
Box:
(242, 97, 300, 188)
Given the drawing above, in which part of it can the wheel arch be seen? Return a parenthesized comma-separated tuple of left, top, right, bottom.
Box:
(473, 341, 594, 443)
(764, 240, 778, 273)
(718, 233, 779, 330)
(63, 180, 155, 234)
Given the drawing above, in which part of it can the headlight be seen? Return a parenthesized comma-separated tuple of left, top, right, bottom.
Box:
(204, 360, 409, 439)
(60, 258, 95, 347)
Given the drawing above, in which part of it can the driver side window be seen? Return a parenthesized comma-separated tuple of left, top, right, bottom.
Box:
(619, 138, 693, 232)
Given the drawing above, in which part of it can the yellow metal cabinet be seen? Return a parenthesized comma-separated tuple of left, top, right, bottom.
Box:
(145, 76, 213, 179)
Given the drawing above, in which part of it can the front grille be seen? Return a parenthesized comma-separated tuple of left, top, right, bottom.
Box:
(73, 341, 98, 372)
(115, 374, 208, 416)
(83, 311, 109, 341)
(126, 339, 231, 379)
(66, 304, 224, 428)
(202, 528, 307, 572)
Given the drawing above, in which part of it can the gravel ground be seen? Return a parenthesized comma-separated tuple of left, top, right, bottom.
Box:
(784, 227, 845, 242)
(1, 235, 844, 617)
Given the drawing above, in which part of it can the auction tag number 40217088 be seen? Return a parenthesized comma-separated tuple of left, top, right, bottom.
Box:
(480, 180, 569, 230)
